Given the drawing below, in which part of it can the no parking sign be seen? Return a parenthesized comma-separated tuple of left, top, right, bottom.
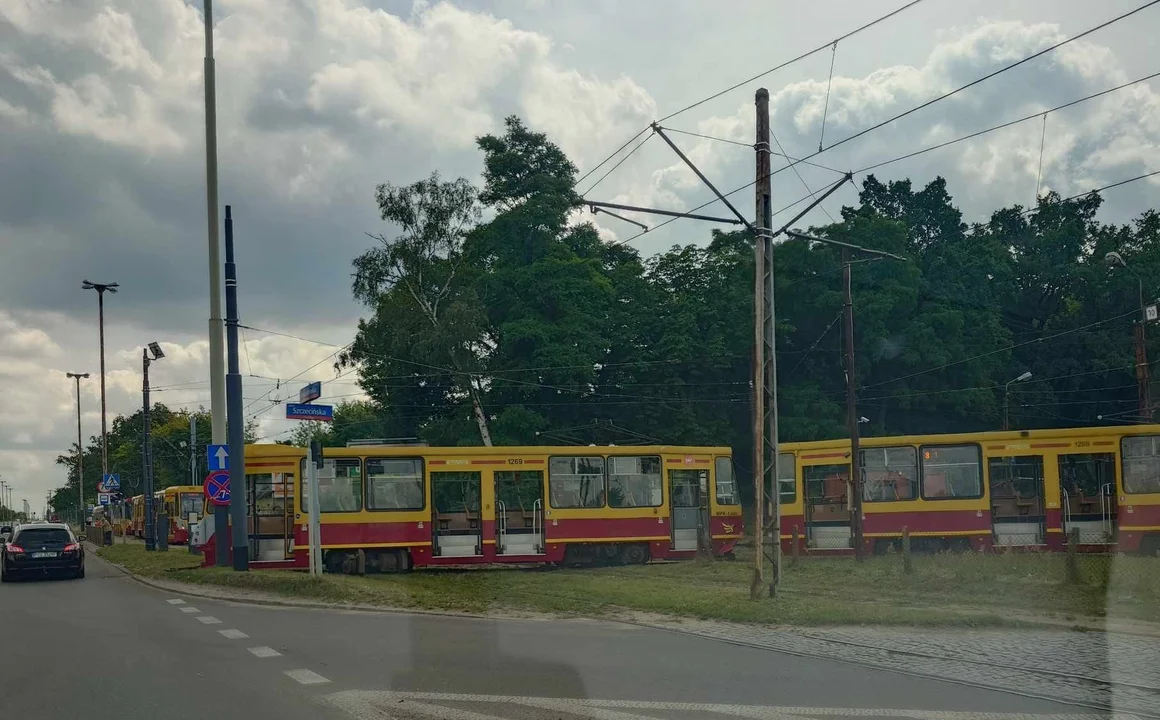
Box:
(204, 470, 231, 506)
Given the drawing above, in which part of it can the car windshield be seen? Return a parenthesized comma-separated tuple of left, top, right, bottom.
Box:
(13, 528, 71, 547)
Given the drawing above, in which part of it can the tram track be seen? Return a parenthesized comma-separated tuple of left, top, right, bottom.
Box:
(624, 618, 1160, 719)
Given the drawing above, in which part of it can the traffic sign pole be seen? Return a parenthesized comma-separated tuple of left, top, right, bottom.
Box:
(308, 441, 323, 576)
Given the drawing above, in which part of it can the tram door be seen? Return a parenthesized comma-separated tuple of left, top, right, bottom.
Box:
(1058, 453, 1116, 544)
(988, 456, 1045, 546)
(431, 471, 482, 557)
(669, 469, 705, 551)
(247, 471, 295, 561)
(494, 470, 545, 556)
(804, 464, 852, 549)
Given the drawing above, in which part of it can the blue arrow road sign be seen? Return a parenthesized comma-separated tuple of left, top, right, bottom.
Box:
(286, 403, 334, 422)
(207, 444, 229, 471)
(101, 473, 120, 491)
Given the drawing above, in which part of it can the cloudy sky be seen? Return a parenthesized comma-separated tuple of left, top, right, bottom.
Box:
(1, 0, 1157, 509)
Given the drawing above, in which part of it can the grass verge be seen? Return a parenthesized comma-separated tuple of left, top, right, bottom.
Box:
(95, 544, 1160, 628)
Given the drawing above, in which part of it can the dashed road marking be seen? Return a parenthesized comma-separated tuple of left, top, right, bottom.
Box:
(166, 599, 186, 605)
(285, 669, 329, 685)
(248, 646, 281, 658)
(218, 629, 249, 639)
(179, 606, 200, 613)
(321, 691, 1132, 720)
(196, 616, 222, 625)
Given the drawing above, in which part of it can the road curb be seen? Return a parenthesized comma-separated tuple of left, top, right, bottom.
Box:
(88, 547, 536, 621)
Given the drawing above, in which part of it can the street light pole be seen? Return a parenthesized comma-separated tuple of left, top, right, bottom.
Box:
(1003, 371, 1033, 431)
(203, 0, 227, 448)
(82, 281, 119, 483)
(66, 372, 90, 521)
(142, 342, 165, 552)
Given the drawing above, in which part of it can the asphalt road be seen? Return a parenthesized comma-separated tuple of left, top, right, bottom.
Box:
(0, 552, 1106, 720)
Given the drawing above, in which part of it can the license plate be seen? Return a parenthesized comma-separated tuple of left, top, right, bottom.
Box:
(31, 551, 57, 558)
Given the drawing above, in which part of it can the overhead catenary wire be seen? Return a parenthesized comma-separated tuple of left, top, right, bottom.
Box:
(821, 0, 1160, 156)
(818, 42, 838, 152)
(855, 69, 1160, 173)
(857, 309, 1140, 391)
(574, 0, 931, 192)
(612, 61, 1155, 248)
(658, 0, 930, 123)
(579, 131, 654, 197)
(659, 127, 850, 176)
(771, 128, 837, 223)
(591, 7, 1156, 252)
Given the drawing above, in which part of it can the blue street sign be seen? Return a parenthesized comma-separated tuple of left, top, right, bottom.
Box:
(207, 444, 230, 471)
(101, 473, 120, 491)
(286, 403, 334, 422)
(204, 470, 231, 506)
(98, 493, 111, 506)
(299, 381, 321, 404)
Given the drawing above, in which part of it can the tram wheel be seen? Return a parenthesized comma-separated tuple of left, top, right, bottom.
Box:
(622, 543, 649, 565)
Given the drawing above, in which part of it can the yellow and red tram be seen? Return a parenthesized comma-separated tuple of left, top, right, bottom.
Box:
(777, 424, 1160, 555)
(200, 443, 741, 570)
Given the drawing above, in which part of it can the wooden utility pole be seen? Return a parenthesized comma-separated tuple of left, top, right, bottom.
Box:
(841, 249, 865, 560)
(752, 88, 780, 599)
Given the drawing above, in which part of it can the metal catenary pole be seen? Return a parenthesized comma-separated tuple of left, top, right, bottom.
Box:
(67, 373, 89, 522)
(841, 249, 865, 560)
(224, 205, 249, 571)
(142, 349, 155, 552)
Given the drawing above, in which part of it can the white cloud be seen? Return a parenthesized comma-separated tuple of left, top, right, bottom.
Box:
(0, 1, 1157, 508)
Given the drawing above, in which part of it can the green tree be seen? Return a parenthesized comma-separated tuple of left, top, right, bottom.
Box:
(344, 172, 492, 444)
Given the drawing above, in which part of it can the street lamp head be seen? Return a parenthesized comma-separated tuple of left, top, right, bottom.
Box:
(147, 342, 165, 360)
(66, 372, 91, 379)
(82, 280, 119, 293)
(1017, 371, 1032, 382)
(1105, 251, 1127, 268)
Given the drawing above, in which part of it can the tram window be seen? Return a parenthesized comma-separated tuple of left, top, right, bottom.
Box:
(608, 456, 662, 508)
(366, 458, 425, 510)
(549, 456, 605, 508)
(1058, 454, 1114, 497)
(495, 471, 543, 509)
(989, 457, 1043, 499)
(715, 457, 740, 505)
(861, 446, 917, 502)
(776, 453, 796, 504)
(670, 470, 703, 508)
(300, 458, 362, 512)
(1122, 436, 1160, 494)
(180, 493, 202, 519)
(920, 445, 982, 500)
(432, 471, 481, 514)
(804, 464, 848, 502)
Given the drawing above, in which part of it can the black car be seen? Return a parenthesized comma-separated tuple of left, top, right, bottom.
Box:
(1, 523, 85, 582)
